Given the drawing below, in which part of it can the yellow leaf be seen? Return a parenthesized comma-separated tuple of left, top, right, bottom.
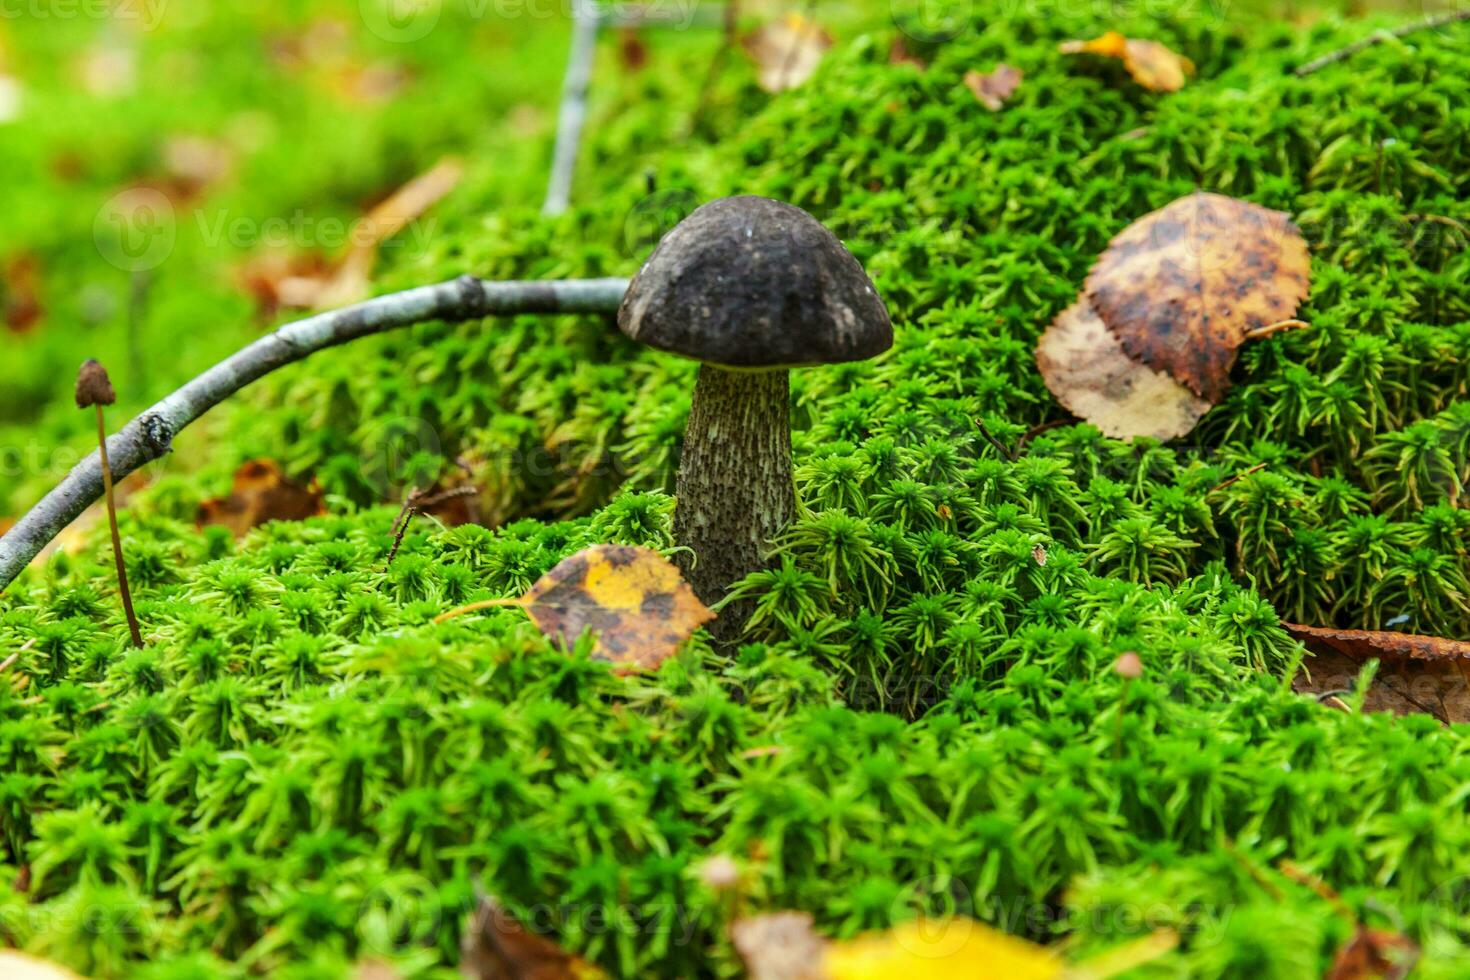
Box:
(743, 13, 833, 93)
(437, 545, 714, 671)
(1059, 31, 1194, 92)
(823, 918, 1064, 980)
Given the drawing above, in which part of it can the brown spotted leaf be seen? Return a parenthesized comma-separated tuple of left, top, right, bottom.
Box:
(1085, 192, 1310, 403)
(1059, 31, 1194, 92)
(460, 894, 603, 980)
(197, 459, 326, 537)
(439, 545, 713, 671)
(1035, 297, 1211, 440)
(1287, 622, 1470, 724)
(964, 63, 1022, 111)
(743, 13, 833, 92)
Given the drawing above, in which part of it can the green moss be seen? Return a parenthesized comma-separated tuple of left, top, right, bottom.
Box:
(3, 0, 1470, 975)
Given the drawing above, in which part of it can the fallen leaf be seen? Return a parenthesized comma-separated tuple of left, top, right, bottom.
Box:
(824, 919, 1064, 980)
(1287, 622, 1470, 724)
(1086, 192, 1311, 403)
(1035, 297, 1211, 440)
(235, 157, 462, 315)
(197, 459, 326, 537)
(2, 252, 43, 332)
(356, 961, 401, 980)
(617, 28, 649, 71)
(964, 63, 1022, 110)
(1327, 925, 1418, 979)
(0, 74, 20, 123)
(1059, 31, 1194, 92)
(1032, 544, 1048, 566)
(888, 37, 926, 70)
(163, 135, 235, 195)
(460, 893, 603, 980)
(436, 545, 714, 671)
(0, 951, 85, 980)
(743, 13, 833, 92)
(77, 41, 137, 97)
(731, 912, 826, 980)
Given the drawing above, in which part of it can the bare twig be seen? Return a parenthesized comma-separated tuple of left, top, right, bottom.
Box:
(384, 484, 478, 566)
(1209, 462, 1268, 494)
(0, 275, 629, 593)
(1245, 318, 1310, 342)
(1294, 10, 1470, 76)
(1017, 418, 1071, 452)
(544, 0, 604, 216)
(973, 418, 1016, 462)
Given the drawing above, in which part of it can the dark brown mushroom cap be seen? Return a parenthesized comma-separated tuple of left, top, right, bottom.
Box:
(75, 359, 116, 408)
(618, 196, 892, 368)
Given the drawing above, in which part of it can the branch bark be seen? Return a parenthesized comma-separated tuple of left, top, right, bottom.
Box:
(543, 0, 603, 216)
(1294, 9, 1470, 76)
(0, 275, 629, 593)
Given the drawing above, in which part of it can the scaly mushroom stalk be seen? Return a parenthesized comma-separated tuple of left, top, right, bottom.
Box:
(676, 365, 793, 619)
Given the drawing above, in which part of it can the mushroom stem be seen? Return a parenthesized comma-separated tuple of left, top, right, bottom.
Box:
(95, 405, 143, 649)
(676, 364, 793, 638)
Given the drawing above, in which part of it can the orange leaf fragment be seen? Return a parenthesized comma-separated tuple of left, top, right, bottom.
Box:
(1059, 31, 1194, 92)
(964, 63, 1023, 110)
(461, 893, 604, 980)
(196, 459, 326, 537)
(1085, 192, 1310, 403)
(437, 544, 714, 671)
(743, 13, 833, 93)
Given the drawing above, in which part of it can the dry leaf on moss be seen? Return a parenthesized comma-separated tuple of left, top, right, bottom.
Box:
(461, 894, 603, 980)
(888, 37, 925, 70)
(743, 13, 833, 92)
(823, 919, 1064, 980)
(1059, 31, 1194, 92)
(437, 544, 714, 671)
(1036, 297, 1211, 440)
(732, 912, 826, 980)
(197, 459, 326, 537)
(964, 63, 1023, 110)
(1326, 926, 1419, 980)
(0, 951, 85, 980)
(1287, 622, 1470, 724)
(235, 157, 462, 315)
(1086, 192, 1310, 403)
(3, 252, 43, 333)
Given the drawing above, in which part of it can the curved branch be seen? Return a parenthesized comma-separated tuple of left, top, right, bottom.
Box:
(0, 275, 630, 592)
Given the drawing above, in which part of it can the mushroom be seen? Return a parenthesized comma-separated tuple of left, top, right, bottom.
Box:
(618, 195, 892, 637)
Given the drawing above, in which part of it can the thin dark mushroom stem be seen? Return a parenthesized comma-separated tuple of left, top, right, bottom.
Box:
(94, 403, 144, 648)
(0, 275, 629, 593)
